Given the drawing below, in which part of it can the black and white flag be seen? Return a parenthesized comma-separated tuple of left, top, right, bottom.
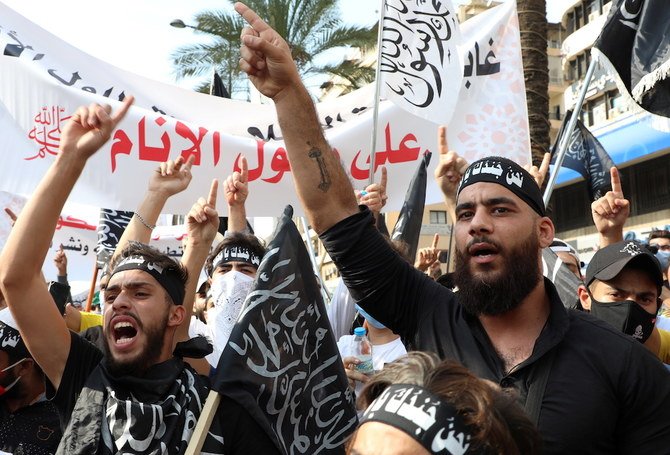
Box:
(380, 0, 463, 124)
(211, 71, 230, 99)
(592, 0, 670, 118)
(551, 110, 615, 201)
(96, 208, 133, 267)
(211, 206, 358, 454)
(391, 152, 432, 262)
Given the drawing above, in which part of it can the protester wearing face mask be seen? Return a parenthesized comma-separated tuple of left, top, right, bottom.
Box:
(0, 308, 61, 454)
(338, 304, 407, 403)
(204, 232, 266, 368)
(578, 240, 670, 363)
(648, 230, 670, 286)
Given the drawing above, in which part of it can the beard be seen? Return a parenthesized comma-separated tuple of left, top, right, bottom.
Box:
(103, 310, 168, 378)
(454, 231, 542, 316)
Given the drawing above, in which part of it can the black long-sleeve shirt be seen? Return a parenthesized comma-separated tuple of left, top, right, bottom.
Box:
(321, 208, 670, 454)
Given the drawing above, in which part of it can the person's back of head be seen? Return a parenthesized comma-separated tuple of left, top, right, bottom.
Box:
(350, 352, 542, 455)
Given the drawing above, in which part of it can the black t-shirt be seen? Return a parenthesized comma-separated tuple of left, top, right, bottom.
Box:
(320, 208, 670, 455)
(0, 398, 62, 455)
(47, 332, 279, 454)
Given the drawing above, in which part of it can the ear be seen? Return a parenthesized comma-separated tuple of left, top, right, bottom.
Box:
(15, 358, 34, 376)
(537, 216, 555, 249)
(167, 305, 186, 328)
(578, 284, 591, 311)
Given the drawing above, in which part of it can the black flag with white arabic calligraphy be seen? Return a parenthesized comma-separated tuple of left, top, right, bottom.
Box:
(211, 205, 358, 454)
(592, 0, 670, 117)
(391, 152, 431, 262)
(96, 208, 133, 267)
(551, 111, 615, 201)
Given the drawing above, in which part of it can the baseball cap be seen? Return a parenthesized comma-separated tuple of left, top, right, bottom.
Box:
(585, 240, 663, 292)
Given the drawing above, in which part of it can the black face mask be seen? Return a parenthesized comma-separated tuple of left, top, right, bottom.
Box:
(589, 294, 657, 343)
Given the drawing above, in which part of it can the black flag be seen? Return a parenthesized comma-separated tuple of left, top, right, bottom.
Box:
(551, 110, 615, 201)
(211, 71, 230, 99)
(391, 152, 432, 262)
(210, 206, 357, 454)
(592, 0, 670, 117)
(96, 209, 133, 267)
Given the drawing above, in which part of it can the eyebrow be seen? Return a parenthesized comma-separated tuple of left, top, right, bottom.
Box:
(104, 281, 155, 293)
(607, 285, 657, 299)
(456, 196, 519, 213)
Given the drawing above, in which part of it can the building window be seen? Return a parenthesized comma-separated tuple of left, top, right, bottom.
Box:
(430, 210, 447, 224)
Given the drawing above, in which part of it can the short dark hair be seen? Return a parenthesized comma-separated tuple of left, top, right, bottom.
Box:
(109, 241, 188, 305)
(649, 230, 670, 241)
(205, 232, 266, 276)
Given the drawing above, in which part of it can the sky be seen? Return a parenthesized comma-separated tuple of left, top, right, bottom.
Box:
(2, 0, 569, 93)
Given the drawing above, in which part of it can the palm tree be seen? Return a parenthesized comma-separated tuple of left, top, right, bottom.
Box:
(518, 0, 550, 169)
(171, 0, 378, 97)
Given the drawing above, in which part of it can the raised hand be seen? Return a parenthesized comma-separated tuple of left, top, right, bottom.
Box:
(434, 126, 468, 202)
(524, 152, 551, 188)
(59, 96, 134, 161)
(592, 167, 629, 245)
(148, 155, 195, 198)
(356, 166, 388, 214)
(415, 234, 441, 272)
(54, 245, 68, 276)
(224, 156, 249, 207)
(186, 179, 220, 247)
(235, 2, 301, 101)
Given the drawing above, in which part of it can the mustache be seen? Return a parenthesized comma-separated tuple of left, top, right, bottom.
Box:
(106, 311, 143, 332)
(464, 236, 504, 253)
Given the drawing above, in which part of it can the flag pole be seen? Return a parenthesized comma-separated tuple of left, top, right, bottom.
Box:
(367, 0, 386, 186)
(300, 217, 332, 302)
(543, 56, 598, 206)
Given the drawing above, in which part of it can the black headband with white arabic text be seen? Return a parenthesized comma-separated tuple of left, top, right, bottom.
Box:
(211, 245, 261, 273)
(457, 156, 546, 216)
(110, 255, 185, 305)
(361, 384, 477, 455)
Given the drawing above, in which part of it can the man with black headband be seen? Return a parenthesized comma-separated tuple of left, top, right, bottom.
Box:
(235, 4, 670, 453)
(0, 98, 278, 454)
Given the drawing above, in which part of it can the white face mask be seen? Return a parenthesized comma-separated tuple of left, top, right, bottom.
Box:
(208, 271, 254, 353)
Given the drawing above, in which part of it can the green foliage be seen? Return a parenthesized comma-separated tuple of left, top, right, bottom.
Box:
(171, 0, 377, 98)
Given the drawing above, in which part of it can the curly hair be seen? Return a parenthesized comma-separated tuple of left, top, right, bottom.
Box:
(354, 352, 542, 455)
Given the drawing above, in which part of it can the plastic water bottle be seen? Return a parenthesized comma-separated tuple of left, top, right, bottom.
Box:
(352, 327, 374, 375)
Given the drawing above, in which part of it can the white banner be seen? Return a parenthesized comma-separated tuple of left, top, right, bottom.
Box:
(380, 0, 463, 124)
(0, 1, 529, 217)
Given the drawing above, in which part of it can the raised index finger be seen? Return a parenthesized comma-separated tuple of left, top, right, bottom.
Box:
(379, 165, 387, 191)
(110, 95, 134, 128)
(240, 156, 249, 183)
(207, 179, 219, 208)
(438, 126, 448, 155)
(539, 152, 551, 176)
(235, 2, 271, 33)
(610, 166, 623, 195)
(432, 233, 440, 249)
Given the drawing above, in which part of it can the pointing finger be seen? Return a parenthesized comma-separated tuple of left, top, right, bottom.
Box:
(110, 95, 134, 128)
(235, 2, 272, 34)
(379, 165, 387, 191)
(207, 179, 219, 208)
(432, 233, 440, 249)
(240, 156, 248, 183)
(539, 152, 551, 177)
(610, 167, 623, 195)
(438, 126, 448, 155)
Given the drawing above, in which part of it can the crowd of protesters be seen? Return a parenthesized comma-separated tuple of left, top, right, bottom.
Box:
(0, 2, 669, 454)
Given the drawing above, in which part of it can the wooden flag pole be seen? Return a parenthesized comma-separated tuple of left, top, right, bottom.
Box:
(543, 55, 598, 206)
(185, 390, 222, 455)
(85, 262, 99, 312)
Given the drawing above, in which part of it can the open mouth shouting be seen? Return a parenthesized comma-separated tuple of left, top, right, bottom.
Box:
(109, 316, 140, 350)
(468, 242, 500, 264)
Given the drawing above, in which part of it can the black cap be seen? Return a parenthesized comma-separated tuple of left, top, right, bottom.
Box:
(585, 241, 663, 292)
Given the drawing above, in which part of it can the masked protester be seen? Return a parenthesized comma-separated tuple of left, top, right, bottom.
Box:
(0, 308, 61, 454)
(578, 240, 670, 362)
(203, 232, 266, 368)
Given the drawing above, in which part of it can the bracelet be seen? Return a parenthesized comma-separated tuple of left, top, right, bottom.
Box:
(133, 212, 156, 230)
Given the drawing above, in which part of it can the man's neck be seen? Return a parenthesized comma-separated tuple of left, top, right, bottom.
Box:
(478, 279, 551, 374)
